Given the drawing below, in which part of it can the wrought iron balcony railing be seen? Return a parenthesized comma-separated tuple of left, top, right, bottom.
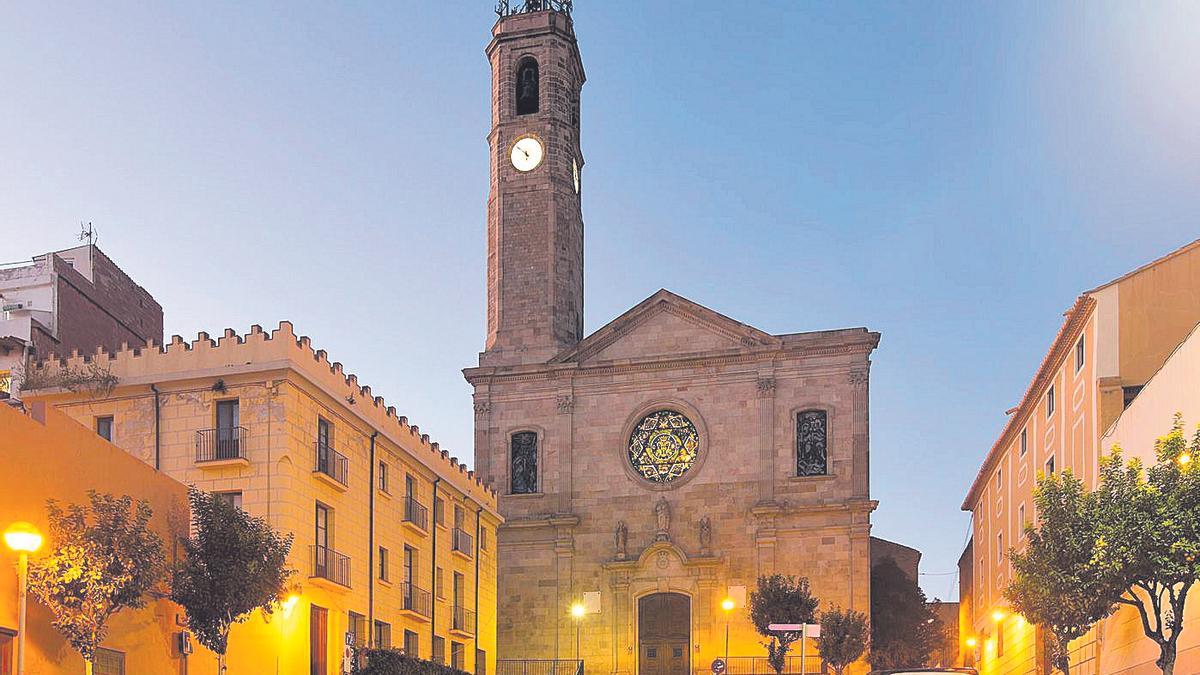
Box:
(452, 527, 474, 557)
(452, 605, 476, 636)
(310, 545, 351, 588)
(314, 442, 349, 486)
(404, 496, 429, 531)
(196, 426, 248, 462)
(400, 581, 432, 618)
(495, 0, 572, 18)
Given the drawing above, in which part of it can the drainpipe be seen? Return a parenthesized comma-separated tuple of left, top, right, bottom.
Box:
(150, 383, 161, 470)
(474, 505, 483, 670)
(369, 431, 379, 646)
(431, 478, 441, 657)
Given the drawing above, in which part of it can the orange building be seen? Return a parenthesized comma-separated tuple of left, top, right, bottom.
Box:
(1, 401, 218, 675)
(959, 239, 1200, 674)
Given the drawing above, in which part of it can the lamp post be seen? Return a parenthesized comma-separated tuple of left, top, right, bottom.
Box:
(720, 598, 734, 667)
(4, 521, 44, 675)
(570, 602, 585, 671)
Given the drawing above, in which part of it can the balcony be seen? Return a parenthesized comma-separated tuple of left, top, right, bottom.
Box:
(452, 527, 474, 559)
(313, 442, 349, 490)
(310, 545, 351, 589)
(451, 606, 476, 637)
(402, 496, 429, 533)
(195, 427, 249, 467)
(399, 581, 432, 621)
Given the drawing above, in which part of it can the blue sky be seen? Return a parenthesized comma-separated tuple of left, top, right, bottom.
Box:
(2, 1, 1198, 598)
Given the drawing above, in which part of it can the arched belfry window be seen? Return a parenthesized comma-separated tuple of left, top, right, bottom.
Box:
(515, 58, 539, 115)
(510, 431, 538, 494)
(796, 410, 828, 476)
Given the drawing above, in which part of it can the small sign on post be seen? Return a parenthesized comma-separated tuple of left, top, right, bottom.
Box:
(710, 658, 726, 675)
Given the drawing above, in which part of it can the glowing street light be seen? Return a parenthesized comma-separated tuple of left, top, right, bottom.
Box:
(721, 598, 735, 667)
(991, 609, 1006, 623)
(570, 602, 586, 668)
(965, 637, 978, 648)
(5, 521, 44, 675)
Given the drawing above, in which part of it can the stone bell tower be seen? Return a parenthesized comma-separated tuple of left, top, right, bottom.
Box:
(482, 1, 585, 367)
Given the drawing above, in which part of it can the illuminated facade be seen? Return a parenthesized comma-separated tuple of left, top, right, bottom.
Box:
(959, 239, 1200, 674)
(24, 322, 500, 675)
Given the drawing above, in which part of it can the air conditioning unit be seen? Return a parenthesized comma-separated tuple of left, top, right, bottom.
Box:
(178, 631, 193, 656)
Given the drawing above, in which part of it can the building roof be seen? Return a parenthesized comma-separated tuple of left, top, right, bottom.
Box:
(1086, 237, 1200, 294)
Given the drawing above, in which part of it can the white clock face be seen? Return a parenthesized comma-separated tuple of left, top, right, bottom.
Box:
(572, 158, 580, 194)
(511, 137, 544, 172)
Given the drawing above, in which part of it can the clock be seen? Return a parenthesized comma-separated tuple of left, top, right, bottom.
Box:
(572, 157, 580, 194)
(510, 136, 544, 172)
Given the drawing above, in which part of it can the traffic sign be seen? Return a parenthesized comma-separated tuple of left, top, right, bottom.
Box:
(711, 658, 726, 675)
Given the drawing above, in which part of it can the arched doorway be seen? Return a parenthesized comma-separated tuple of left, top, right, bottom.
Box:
(638, 592, 690, 675)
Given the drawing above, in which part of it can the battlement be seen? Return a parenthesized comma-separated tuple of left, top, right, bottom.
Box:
(28, 320, 498, 507)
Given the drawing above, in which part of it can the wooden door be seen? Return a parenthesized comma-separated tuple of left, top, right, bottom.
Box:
(310, 604, 328, 675)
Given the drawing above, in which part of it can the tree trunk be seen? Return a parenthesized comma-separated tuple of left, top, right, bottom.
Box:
(1157, 639, 1176, 675)
(218, 652, 227, 675)
(85, 659, 94, 675)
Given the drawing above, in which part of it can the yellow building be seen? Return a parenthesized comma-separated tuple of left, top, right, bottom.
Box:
(1, 400, 217, 675)
(22, 321, 501, 675)
(959, 239, 1200, 675)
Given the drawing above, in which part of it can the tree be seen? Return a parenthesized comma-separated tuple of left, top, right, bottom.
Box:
(1094, 415, 1200, 675)
(1004, 469, 1114, 675)
(869, 557, 942, 670)
(816, 605, 868, 675)
(748, 575, 819, 675)
(172, 488, 294, 674)
(27, 491, 164, 675)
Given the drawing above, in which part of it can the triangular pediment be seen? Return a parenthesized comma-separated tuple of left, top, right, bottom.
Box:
(551, 290, 778, 364)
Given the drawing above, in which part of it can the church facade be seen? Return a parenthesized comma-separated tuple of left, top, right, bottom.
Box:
(464, 5, 879, 675)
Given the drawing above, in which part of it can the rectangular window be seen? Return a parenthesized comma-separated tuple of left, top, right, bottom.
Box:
(432, 636, 445, 665)
(379, 461, 390, 493)
(1018, 504, 1026, 540)
(378, 546, 389, 582)
(404, 546, 416, 584)
(94, 648, 126, 675)
(477, 649, 487, 675)
(995, 466, 1003, 489)
(374, 621, 391, 649)
(215, 399, 240, 459)
(434, 496, 445, 527)
(1045, 455, 1056, 476)
(510, 431, 539, 494)
(997, 532, 1004, 562)
(406, 473, 416, 499)
(0, 629, 12, 675)
(795, 410, 829, 476)
(1075, 335, 1086, 372)
(348, 611, 367, 648)
(1019, 428, 1027, 457)
(215, 491, 243, 511)
(451, 641, 465, 670)
(436, 567, 445, 599)
(480, 526, 488, 551)
(317, 417, 332, 448)
(453, 572, 464, 608)
(454, 504, 464, 530)
(310, 605, 328, 675)
(96, 416, 114, 441)
(404, 630, 420, 658)
(315, 502, 330, 549)
(1046, 385, 1055, 417)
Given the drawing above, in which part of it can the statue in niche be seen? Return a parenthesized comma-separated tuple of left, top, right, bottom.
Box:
(699, 516, 712, 554)
(654, 497, 671, 542)
(615, 520, 628, 560)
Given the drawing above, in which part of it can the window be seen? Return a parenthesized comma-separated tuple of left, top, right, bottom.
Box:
(379, 461, 390, 493)
(477, 649, 487, 675)
(96, 416, 114, 441)
(95, 648, 126, 675)
(451, 641, 465, 670)
(995, 466, 1003, 490)
(0, 369, 10, 395)
(432, 636, 446, 665)
(1075, 335, 1086, 372)
(406, 473, 417, 499)
(434, 496, 445, 527)
(1045, 455, 1056, 476)
(480, 526, 488, 551)
(1046, 385, 1055, 417)
(515, 57, 539, 115)
(1018, 504, 1026, 540)
(436, 567, 445, 599)
(310, 605, 328, 675)
(997, 532, 1004, 562)
(215, 399, 240, 458)
(453, 572, 464, 608)
(454, 504, 464, 530)
(315, 501, 331, 575)
(374, 621, 392, 649)
(348, 611, 368, 648)
(795, 410, 829, 476)
(215, 491, 243, 511)
(1019, 428, 1027, 457)
(0, 629, 12, 675)
(404, 546, 416, 584)
(510, 431, 538, 494)
(629, 410, 701, 483)
(1123, 385, 1144, 409)
(378, 546, 389, 582)
(404, 630, 420, 658)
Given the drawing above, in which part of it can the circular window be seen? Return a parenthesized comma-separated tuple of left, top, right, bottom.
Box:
(628, 410, 700, 483)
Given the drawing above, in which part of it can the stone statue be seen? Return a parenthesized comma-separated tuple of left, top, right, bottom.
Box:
(699, 516, 712, 553)
(615, 520, 628, 560)
(654, 497, 671, 542)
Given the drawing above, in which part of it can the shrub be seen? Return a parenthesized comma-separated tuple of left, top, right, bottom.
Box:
(354, 648, 472, 675)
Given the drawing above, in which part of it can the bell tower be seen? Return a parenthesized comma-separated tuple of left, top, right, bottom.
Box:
(482, 1, 585, 366)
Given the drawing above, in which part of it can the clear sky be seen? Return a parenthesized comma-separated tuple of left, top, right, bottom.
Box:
(3, 1, 1198, 599)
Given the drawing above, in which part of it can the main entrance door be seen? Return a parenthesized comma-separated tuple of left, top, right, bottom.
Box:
(638, 593, 690, 675)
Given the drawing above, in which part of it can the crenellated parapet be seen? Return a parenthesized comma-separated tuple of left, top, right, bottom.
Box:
(28, 320, 498, 506)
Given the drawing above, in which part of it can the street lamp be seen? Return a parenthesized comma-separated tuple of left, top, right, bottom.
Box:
(721, 598, 735, 667)
(570, 602, 585, 670)
(4, 521, 44, 675)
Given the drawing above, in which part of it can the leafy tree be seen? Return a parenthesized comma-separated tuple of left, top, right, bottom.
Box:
(1094, 415, 1200, 675)
(27, 491, 164, 675)
(815, 605, 868, 675)
(869, 557, 942, 670)
(172, 488, 294, 674)
(748, 575, 819, 675)
(1004, 469, 1114, 675)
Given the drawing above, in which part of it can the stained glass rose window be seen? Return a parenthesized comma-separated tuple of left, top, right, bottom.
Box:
(628, 410, 700, 483)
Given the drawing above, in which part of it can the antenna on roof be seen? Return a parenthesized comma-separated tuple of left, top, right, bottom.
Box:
(79, 221, 98, 246)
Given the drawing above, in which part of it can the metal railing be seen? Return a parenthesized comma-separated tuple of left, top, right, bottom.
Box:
(314, 442, 349, 486)
(724, 655, 824, 675)
(400, 581, 432, 617)
(310, 545, 351, 587)
(452, 606, 476, 635)
(452, 527, 474, 556)
(404, 496, 429, 531)
(497, 660, 583, 675)
(196, 426, 248, 462)
(495, 0, 573, 18)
